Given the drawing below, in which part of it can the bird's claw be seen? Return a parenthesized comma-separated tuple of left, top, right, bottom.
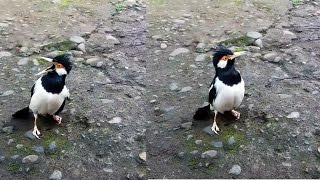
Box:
(231, 110, 241, 120)
(32, 127, 41, 139)
(211, 124, 220, 135)
(53, 115, 62, 124)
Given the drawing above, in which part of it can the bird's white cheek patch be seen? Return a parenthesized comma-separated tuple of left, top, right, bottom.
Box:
(56, 68, 67, 76)
(217, 60, 227, 69)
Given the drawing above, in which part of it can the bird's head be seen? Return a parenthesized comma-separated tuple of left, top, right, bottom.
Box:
(209, 45, 246, 70)
(36, 54, 73, 76)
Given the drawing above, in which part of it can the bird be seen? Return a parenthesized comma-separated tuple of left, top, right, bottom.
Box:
(12, 54, 72, 139)
(193, 45, 246, 134)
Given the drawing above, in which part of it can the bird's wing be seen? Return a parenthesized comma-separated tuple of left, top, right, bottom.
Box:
(208, 78, 217, 104)
(30, 84, 35, 97)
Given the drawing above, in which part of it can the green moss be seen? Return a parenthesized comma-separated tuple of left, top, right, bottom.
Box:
(221, 127, 246, 154)
(114, 3, 123, 13)
(187, 158, 201, 169)
(290, 0, 300, 7)
(42, 40, 75, 52)
(220, 36, 253, 47)
(7, 162, 20, 172)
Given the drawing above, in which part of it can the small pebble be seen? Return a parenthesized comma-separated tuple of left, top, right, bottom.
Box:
(49, 170, 62, 180)
(229, 164, 241, 175)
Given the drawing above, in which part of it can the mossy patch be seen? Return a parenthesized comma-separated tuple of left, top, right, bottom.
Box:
(7, 162, 20, 173)
(220, 36, 254, 47)
(221, 127, 246, 154)
(114, 3, 123, 13)
(41, 40, 75, 52)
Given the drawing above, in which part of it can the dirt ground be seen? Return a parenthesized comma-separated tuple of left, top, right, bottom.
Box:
(0, 0, 319, 179)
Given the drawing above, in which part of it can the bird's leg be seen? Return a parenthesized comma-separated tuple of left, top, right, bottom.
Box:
(32, 114, 41, 139)
(231, 109, 241, 120)
(53, 115, 62, 124)
(211, 110, 220, 134)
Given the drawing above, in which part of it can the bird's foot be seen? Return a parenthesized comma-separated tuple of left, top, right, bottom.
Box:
(32, 126, 41, 139)
(211, 123, 220, 135)
(53, 115, 62, 124)
(231, 110, 241, 120)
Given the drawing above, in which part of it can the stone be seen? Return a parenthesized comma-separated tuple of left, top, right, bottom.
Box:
(279, 94, 292, 99)
(195, 140, 202, 145)
(22, 155, 39, 163)
(228, 136, 236, 145)
(123, 0, 137, 7)
(77, 43, 86, 53)
(0, 23, 9, 27)
(196, 43, 206, 52)
(254, 39, 263, 48)
(229, 165, 241, 175)
(24, 130, 36, 140)
(181, 122, 192, 130)
(33, 59, 40, 66)
(17, 58, 29, 65)
(0, 51, 12, 59)
(195, 54, 207, 62)
(179, 86, 192, 93)
(263, 52, 278, 62)
(160, 43, 167, 49)
(190, 150, 199, 155)
(106, 34, 120, 45)
(101, 99, 115, 104)
(169, 48, 190, 56)
(0, 90, 14, 96)
(178, 152, 185, 158)
(85, 57, 100, 66)
(49, 170, 62, 180)
(52, 0, 61, 4)
(108, 117, 122, 124)
(152, 35, 163, 41)
(11, 155, 19, 160)
(139, 152, 146, 162)
(169, 83, 179, 91)
(0, 156, 5, 162)
(16, 144, 24, 149)
(287, 112, 300, 119)
(2, 126, 13, 134)
(201, 150, 218, 158)
(212, 141, 223, 148)
(33, 145, 44, 153)
(246, 31, 262, 39)
(103, 168, 113, 173)
(70, 36, 85, 44)
(173, 19, 185, 24)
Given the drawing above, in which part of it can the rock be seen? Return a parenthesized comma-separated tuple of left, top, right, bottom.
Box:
(70, 36, 85, 44)
(7, 139, 14, 145)
(178, 152, 185, 158)
(49, 170, 62, 180)
(201, 150, 218, 158)
(123, 0, 137, 7)
(190, 150, 199, 155)
(228, 136, 236, 145)
(11, 155, 19, 160)
(33, 145, 44, 153)
(254, 39, 263, 48)
(152, 35, 163, 41)
(0, 51, 12, 59)
(108, 117, 122, 124)
(24, 130, 36, 140)
(0, 156, 5, 163)
(17, 58, 29, 65)
(169, 83, 179, 91)
(2, 126, 13, 134)
(77, 43, 86, 53)
(101, 99, 115, 104)
(160, 43, 167, 49)
(15, 144, 24, 150)
(51, 0, 61, 4)
(279, 94, 292, 99)
(139, 152, 146, 162)
(106, 34, 120, 45)
(169, 48, 190, 56)
(0, 90, 14, 96)
(195, 54, 207, 62)
(195, 140, 202, 145)
(229, 165, 241, 175)
(181, 122, 192, 129)
(173, 19, 185, 24)
(0, 23, 9, 27)
(103, 168, 113, 173)
(246, 31, 262, 39)
(287, 112, 300, 119)
(263, 52, 278, 62)
(33, 59, 40, 66)
(85, 57, 100, 67)
(19, 47, 30, 56)
(179, 86, 192, 93)
(202, 126, 214, 135)
(22, 155, 39, 163)
(196, 43, 206, 52)
(212, 141, 223, 148)
(187, 135, 193, 140)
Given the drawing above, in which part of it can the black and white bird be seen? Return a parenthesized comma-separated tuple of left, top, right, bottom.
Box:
(193, 46, 246, 134)
(12, 54, 72, 139)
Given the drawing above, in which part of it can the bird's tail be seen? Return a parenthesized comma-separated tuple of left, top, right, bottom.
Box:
(12, 107, 31, 119)
(193, 105, 211, 121)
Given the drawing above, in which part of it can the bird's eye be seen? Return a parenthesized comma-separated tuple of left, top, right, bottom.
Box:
(56, 63, 64, 68)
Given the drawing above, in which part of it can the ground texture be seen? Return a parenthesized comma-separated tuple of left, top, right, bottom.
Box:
(0, 0, 319, 179)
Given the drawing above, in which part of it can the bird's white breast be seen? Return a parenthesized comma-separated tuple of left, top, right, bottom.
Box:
(29, 77, 69, 115)
(212, 77, 245, 113)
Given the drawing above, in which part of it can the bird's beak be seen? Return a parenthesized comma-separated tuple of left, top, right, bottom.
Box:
(36, 57, 54, 76)
(230, 51, 246, 59)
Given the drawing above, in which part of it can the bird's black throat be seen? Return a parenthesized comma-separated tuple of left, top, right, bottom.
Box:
(41, 71, 66, 94)
(215, 66, 241, 86)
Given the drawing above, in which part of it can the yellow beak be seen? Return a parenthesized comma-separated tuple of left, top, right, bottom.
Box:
(36, 57, 54, 76)
(230, 51, 246, 59)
